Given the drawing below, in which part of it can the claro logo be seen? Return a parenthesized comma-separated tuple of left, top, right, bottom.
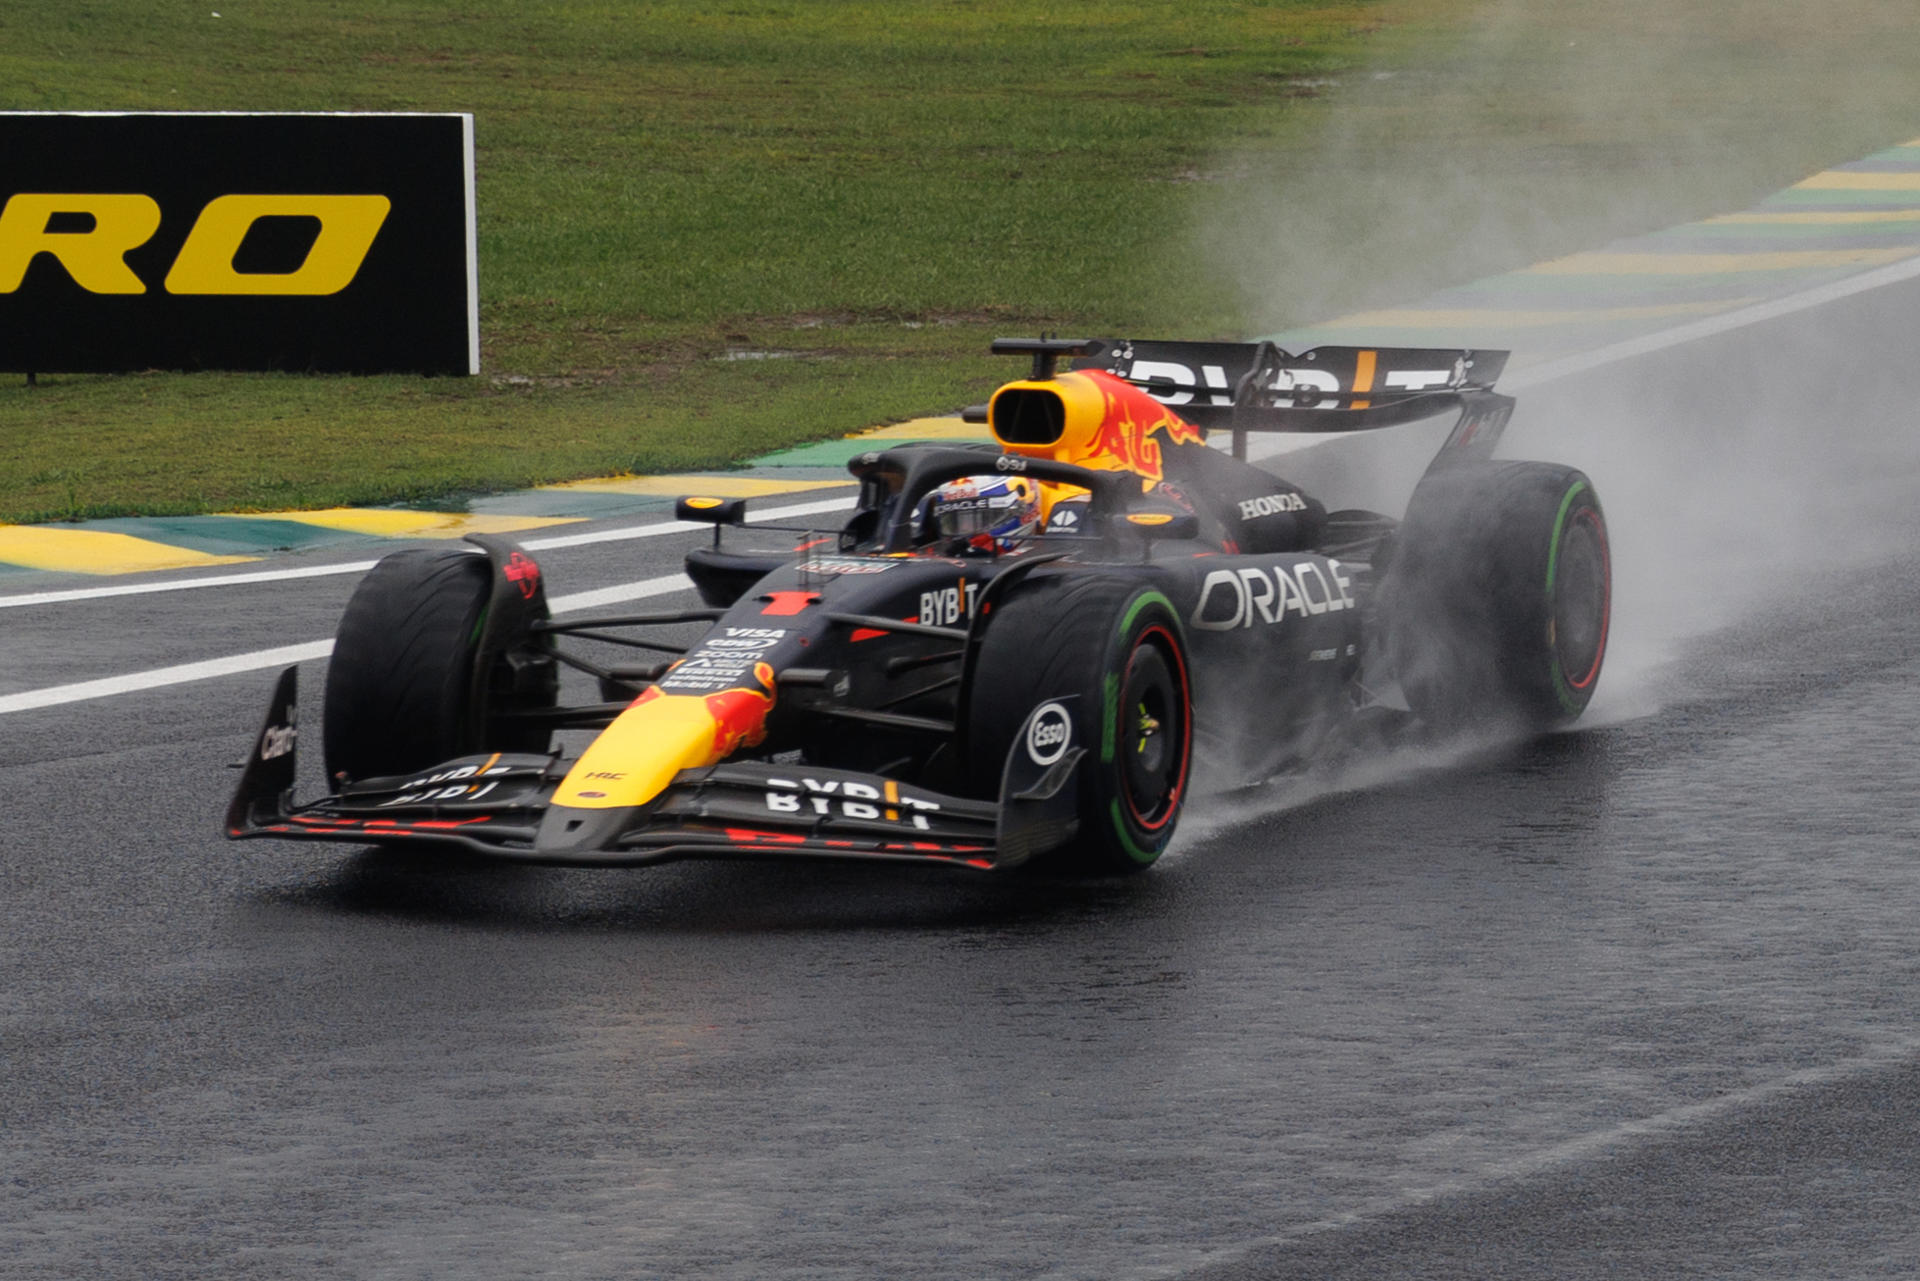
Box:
(0, 193, 391, 296)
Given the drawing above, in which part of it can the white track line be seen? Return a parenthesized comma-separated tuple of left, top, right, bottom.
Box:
(544, 571, 692, 615)
(0, 641, 343, 716)
(0, 493, 854, 610)
(1162, 1034, 1920, 1278)
(1504, 248, 1920, 390)
(0, 571, 697, 715)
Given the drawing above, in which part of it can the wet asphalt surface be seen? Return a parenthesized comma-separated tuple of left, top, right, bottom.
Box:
(4, 282, 1920, 1278)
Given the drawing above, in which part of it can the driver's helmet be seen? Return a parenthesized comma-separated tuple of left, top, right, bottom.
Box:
(918, 473, 1042, 553)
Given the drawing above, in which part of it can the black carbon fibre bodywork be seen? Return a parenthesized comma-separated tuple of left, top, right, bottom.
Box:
(227, 335, 1588, 872)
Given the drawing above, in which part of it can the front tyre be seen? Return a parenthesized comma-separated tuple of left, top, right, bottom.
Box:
(969, 577, 1194, 873)
(1385, 461, 1611, 730)
(323, 549, 505, 783)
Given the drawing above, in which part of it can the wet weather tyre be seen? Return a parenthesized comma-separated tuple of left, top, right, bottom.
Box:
(1384, 461, 1611, 730)
(969, 576, 1194, 873)
(323, 549, 495, 783)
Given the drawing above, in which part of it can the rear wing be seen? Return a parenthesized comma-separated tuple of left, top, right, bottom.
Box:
(1059, 337, 1513, 463)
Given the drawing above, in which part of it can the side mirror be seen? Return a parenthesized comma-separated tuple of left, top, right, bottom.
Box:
(676, 495, 749, 525)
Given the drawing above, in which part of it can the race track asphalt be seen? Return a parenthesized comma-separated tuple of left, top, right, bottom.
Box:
(3, 276, 1919, 1278)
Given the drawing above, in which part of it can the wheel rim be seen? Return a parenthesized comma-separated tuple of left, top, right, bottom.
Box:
(1117, 627, 1189, 831)
(1552, 507, 1610, 692)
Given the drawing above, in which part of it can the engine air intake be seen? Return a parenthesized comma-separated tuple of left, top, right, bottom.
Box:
(990, 387, 1066, 447)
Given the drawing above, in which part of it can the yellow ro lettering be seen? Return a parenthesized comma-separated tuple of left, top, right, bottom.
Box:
(0, 194, 161, 294)
(0, 193, 390, 296)
(164, 195, 390, 296)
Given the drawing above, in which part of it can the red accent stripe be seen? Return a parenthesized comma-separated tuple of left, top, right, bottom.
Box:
(288, 815, 492, 832)
(760, 591, 820, 616)
(723, 827, 808, 845)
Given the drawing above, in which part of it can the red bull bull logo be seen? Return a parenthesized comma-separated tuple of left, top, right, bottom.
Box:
(1088, 371, 1206, 482)
(503, 551, 542, 600)
(704, 661, 776, 757)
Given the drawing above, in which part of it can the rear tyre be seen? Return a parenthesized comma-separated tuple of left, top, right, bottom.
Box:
(1384, 461, 1611, 730)
(968, 577, 1193, 873)
(322, 549, 509, 783)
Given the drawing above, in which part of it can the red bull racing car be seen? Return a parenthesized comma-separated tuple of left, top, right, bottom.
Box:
(227, 336, 1611, 873)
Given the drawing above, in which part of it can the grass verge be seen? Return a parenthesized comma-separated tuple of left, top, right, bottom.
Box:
(2, 0, 1917, 523)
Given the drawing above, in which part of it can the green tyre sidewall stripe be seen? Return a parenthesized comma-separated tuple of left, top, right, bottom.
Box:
(1111, 799, 1156, 865)
(1101, 589, 1179, 766)
(1102, 588, 1185, 867)
(1544, 480, 1596, 717)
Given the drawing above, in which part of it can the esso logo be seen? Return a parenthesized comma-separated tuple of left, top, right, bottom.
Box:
(1026, 701, 1073, 766)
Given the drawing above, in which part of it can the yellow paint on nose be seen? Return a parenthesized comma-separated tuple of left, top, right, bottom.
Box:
(553, 694, 730, 811)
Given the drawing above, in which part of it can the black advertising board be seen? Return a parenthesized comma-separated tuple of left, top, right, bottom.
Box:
(0, 112, 477, 375)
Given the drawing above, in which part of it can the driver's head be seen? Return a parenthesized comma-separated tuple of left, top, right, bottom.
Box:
(918, 473, 1042, 553)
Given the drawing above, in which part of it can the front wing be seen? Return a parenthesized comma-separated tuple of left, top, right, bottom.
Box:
(225, 668, 1078, 871)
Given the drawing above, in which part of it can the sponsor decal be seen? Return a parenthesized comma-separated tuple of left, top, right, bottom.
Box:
(1271, 362, 1460, 408)
(703, 662, 777, 756)
(1127, 357, 1233, 407)
(1025, 701, 1073, 767)
(1090, 374, 1206, 483)
(0, 193, 391, 297)
(259, 711, 298, 761)
(0, 112, 476, 375)
(918, 581, 981, 627)
(762, 775, 942, 829)
(503, 551, 541, 601)
(1190, 560, 1356, 631)
(1124, 354, 1463, 411)
(805, 556, 896, 576)
(394, 763, 499, 790)
(932, 494, 991, 523)
(661, 628, 787, 693)
(994, 454, 1029, 473)
(377, 760, 514, 808)
(1046, 502, 1085, 531)
(1237, 492, 1307, 519)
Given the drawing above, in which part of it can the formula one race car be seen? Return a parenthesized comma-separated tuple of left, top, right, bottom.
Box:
(227, 336, 1610, 873)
